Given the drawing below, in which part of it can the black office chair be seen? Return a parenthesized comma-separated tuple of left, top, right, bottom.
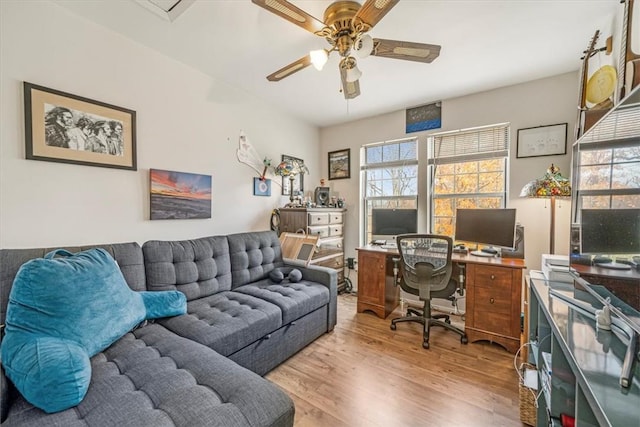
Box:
(390, 234, 468, 349)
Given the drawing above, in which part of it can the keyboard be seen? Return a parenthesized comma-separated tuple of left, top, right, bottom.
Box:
(381, 243, 397, 249)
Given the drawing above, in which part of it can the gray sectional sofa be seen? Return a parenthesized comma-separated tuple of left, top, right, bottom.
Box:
(0, 231, 338, 426)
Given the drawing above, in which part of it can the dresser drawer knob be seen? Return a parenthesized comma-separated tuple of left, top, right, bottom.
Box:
(490, 274, 496, 280)
(490, 298, 495, 304)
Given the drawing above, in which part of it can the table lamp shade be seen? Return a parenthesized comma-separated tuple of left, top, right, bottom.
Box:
(519, 164, 571, 198)
(274, 159, 309, 203)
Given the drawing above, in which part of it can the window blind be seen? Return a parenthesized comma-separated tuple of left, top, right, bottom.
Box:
(429, 123, 509, 164)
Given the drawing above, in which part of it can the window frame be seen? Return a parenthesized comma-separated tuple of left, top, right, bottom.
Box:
(572, 137, 640, 219)
(361, 137, 418, 245)
(427, 123, 511, 236)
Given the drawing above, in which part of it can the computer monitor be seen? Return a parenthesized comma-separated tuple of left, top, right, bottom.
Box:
(371, 208, 418, 242)
(580, 209, 640, 270)
(454, 208, 517, 257)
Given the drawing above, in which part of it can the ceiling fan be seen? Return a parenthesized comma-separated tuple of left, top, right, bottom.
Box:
(252, 0, 441, 99)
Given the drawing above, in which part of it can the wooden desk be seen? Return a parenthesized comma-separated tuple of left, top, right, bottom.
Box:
(571, 263, 640, 311)
(356, 245, 527, 353)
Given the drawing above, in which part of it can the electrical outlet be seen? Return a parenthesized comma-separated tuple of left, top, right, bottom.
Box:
(346, 257, 355, 269)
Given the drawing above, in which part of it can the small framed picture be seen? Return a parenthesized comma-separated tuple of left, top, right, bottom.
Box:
(253, 178, 271, 196)
(150, 169, 212, 220)
(328, 148, 350, 180)
(517, 123, 567, 158)
(23, 82, 136, 170)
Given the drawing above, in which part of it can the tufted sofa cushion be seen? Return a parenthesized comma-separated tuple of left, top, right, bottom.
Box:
(2, 324, 294, 427)
(227, 232, 283, 289)
(158, 291, 282, 356)
(143, 236, 232, 301)
(234, 278, 330, 325)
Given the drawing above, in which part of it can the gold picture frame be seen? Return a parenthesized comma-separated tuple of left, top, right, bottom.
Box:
(24, 82, 137, 170)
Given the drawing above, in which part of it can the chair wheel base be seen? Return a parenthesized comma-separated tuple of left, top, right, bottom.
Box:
(461, 336, 468, 344)
(390, 324, 396, 330)
(422, 341, 429, 349)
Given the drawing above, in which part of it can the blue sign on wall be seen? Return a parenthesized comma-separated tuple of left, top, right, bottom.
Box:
(406, 102, 441, 133)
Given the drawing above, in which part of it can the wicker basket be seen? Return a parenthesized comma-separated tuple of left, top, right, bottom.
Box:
(519, 363, 537, 426)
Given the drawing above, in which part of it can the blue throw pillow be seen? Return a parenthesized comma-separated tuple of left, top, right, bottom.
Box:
(0, 248, 186, 413)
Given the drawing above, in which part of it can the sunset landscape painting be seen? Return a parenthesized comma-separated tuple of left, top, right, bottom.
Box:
(150, 169, 212, 220)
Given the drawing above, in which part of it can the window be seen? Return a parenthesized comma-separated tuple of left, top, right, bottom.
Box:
(575, 140, 640, 210)
(361, 138, 418, 243)
(428, 124, 510, 236)
(572, 95, 640, 221)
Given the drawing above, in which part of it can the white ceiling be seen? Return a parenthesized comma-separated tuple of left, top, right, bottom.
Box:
(54, 0, 620, 128)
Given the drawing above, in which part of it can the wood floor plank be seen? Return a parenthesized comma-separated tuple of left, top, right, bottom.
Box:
(266, 294, 526, 426)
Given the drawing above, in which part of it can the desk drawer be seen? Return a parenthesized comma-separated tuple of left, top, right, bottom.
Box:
(315, 237, 343, 258)
(307, 225, 329, 238)
(329, 212, 343, 224)
(473, 285, 512, 315)
(313, 254, 344, 270)
(473, 265, 512, 289)
(328, 224, 343, 237)
(472, 285, 512, 336)
(308, 213, 329, 225)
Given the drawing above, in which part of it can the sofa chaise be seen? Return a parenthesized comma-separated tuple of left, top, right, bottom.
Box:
(0, 231, 337, 426)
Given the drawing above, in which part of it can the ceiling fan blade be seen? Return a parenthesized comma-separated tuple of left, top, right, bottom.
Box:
(371, 38, 441, 63)
(340, 65, 361, 99)
(353, 0, 399, 30)
(266, 54, 312, 81)
(252, 0, 325, 34)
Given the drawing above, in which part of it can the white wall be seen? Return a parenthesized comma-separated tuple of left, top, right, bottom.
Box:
(320, 72, 580, 284)
(0, 1, 320, 248)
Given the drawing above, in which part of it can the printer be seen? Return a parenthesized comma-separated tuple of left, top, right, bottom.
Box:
(541, 254, 573, 283)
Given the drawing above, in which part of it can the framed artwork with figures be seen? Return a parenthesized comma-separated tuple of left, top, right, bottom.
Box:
(23, 82, 136, 170)
(516, 123, 567, 158)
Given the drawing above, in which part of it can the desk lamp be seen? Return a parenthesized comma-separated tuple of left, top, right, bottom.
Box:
(520, 164, 571, 254)
(274, 158, 309, 204)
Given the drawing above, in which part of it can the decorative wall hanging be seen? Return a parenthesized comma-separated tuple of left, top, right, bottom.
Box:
(406, 101, 441, 133)
(235, 131, 279, 185)
(24, 82, 136, 170)
(517, 123, 568, 158)
(328, 148, 350, 180)
(150, 169, 212, 220)
(253, 178, 272, 196)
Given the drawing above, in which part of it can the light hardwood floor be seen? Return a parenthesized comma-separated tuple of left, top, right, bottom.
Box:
(266, 293, 526, 427)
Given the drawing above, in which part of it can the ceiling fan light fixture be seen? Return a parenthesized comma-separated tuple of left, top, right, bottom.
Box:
(340, 57, 362, 83)
(310, 49, 329, 71)
(346, 63, 362, 83)
(353, 34, 373, 59)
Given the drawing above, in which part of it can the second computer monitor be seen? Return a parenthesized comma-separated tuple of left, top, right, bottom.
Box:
(371, 208, 418, 241)
(454, 208, 517, 256)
